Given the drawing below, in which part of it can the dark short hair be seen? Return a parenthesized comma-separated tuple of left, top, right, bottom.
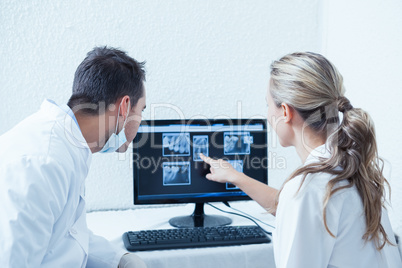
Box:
(67, 46, 146, 115)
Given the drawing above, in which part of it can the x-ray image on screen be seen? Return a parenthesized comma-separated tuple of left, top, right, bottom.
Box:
(224, 132, 253, 155)
(226, 160, 243, 190)
(134, 119, 268, 208)
(163, 162, 191, 186)
(162, 133, 190, 156)
(193, 135, 209, 161)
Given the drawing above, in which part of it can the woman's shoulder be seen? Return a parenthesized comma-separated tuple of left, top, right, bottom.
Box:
(281, 170, 359, 206)
(282, 171, 330, 195)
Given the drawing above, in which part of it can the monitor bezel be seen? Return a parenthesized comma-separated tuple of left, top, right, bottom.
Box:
(133, 118, 268, 205)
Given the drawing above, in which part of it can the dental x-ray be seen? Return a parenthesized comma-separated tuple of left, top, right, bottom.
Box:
(163, 162, 191, 186)
(226, 160, 243, 190)
(223, 132, 253, 155)
(193, 135, 209, 161)
(162, 133, 190, 156)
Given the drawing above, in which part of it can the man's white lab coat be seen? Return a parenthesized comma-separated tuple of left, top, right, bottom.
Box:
(0, 100, 125, 267)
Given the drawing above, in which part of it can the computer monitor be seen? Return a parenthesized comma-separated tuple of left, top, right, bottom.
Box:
(133, 118, 268, 228)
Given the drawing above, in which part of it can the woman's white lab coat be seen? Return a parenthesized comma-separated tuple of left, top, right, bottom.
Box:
(0, 100, 125, 267)
(273, 144, 402, 268)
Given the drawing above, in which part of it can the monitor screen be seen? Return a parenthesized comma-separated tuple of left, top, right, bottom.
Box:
(133, 119, 268, 206)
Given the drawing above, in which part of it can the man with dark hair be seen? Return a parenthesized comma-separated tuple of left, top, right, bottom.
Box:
(0, 47, 147, 267)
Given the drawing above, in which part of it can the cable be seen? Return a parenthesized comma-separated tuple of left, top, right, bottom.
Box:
(207, 203, 271, 234)
(222, 201, 276, 229)
(206, 203, 272, 235)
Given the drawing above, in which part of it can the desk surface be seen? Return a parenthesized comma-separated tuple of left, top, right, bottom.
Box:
(87, 201, 276, 268)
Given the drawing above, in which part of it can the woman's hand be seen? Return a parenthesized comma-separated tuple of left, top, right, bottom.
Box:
(199, 153, 240, 184)
(200, 153, 278, 215)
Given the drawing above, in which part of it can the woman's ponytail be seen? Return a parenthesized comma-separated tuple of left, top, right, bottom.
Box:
(337, 96, 353, 113)
(328, 97, 392, 250)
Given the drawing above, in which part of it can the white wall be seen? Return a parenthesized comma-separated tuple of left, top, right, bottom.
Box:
(323, 0, 402, 233)
(1, 0, 400, 235)
(0, 0, 323, 211)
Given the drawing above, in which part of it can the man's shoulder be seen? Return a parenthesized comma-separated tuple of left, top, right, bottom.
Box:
(0, 108, 89, 169)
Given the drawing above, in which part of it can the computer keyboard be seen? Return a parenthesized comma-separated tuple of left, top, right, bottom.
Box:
(123, 225, 271, 251)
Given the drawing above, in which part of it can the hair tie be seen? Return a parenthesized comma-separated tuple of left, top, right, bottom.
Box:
(338, 96, 353, 113)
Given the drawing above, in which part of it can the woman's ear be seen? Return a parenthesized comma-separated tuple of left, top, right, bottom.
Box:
(281, 103, 293, 123)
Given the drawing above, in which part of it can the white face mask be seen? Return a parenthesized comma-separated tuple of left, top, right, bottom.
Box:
(99, 101, 130, 153)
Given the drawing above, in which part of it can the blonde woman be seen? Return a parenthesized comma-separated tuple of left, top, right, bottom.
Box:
(200, 52, 401, 267)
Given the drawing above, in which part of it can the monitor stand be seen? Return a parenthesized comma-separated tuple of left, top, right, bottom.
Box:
(169, 203, 232, 228)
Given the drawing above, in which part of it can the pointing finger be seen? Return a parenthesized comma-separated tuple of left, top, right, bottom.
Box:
(199, 153, 212, 164)
(205, 173, 214, 180)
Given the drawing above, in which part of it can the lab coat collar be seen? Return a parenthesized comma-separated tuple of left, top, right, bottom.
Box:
(40, 99, 92, 167)
(304, 143, 332, 165)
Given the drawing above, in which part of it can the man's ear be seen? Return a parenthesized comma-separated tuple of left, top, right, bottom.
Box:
(118, 95, 131, 118)
(281, 103, 293, 123)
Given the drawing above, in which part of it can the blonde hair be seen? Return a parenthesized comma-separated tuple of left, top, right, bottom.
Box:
(270, 52, 392, 250)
